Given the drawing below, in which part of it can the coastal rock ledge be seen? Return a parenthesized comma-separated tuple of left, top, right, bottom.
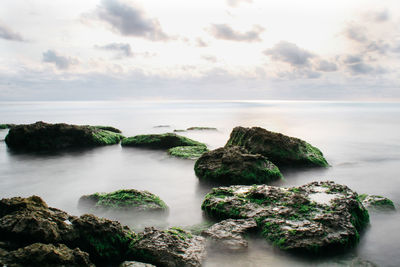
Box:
(202, 181, 369, 254)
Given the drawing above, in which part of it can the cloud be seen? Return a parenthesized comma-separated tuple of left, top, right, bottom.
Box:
(209, 24, 264, 42)
(264, 41, 314, 67)
(344, 24, 367, 43)
(343, 54, 363, 64)
(226, 0, 252, 7)
(365, 10, 389, 23)
(201, 55, 217, 63)
(95, 43, 133, 57)
(315, 60, 338, 72)
(348, 63, 374, 74)
(42, 50, 78, 70)
(96, 0, 168, 41)
(0, 23, 25, 42)
(196, 38, 208, 47)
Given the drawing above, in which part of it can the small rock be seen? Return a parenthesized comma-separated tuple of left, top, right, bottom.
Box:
(121, 133, 206, 150)
(168, 146, 209, 159)
(359, 194, 396, 211)
(187, 127, 217, 131)
(120, 261, 156, 267)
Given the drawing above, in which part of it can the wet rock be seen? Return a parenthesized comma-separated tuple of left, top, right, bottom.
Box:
(120, 261, 156, 267)
(5, 121, 123, 151)
(121, 133, 206, 150)
(187, 127, 217, 131)
(226, 126, 329, 167)
(202, 181, 369, 254)
(168, 145, 209, 159)
(91, 125, 122, 133)
(202, 219, 257, 251)
(78, 189, 168, 213)
(130, 227, 206, 267)
(359, 194, 396, 211)
(194, 146, 282, 185)
(0, 243, 94, 267)
(0, 124, 15, 129)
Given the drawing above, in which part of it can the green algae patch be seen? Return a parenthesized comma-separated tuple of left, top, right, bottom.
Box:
(168, 145, 208, 159)
(121, 133, 206, 149)
(360, 194, 396, 211)
(92, 130, 124, 145)
(91, 125, 122, 133)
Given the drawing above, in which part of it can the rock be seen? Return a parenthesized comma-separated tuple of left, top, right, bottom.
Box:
(187, 127, 217, 131)
(5, 121, 123, 151)
(78, 189, 168, 213)
(202, 219, 257, 251)
(121, 133, 206, 150)
(0, 124, 15, 129)
(359, 194, 396, 211)
(194, 146, 282, 185)
(153, 125, 170, 128)
(130, 227, 206, 267)
(201, 181, 369, 254)
(226, 126, 329, 168)
(91, 125, 122, 133)
(120, 261, 156, 267)
(0, 243, 94, 267)
(173, 129, 186, 133)
(168, 146, 209, 159)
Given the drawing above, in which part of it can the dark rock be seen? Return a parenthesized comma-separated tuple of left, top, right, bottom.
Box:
(91, 125, 122, 133)
(187, 127, 217, 131)
(202, 219, 257, 251)
(0, 124, 15, 129)
(173, 129, 186, 133)
(226, 126, 329, 167)
(168, 146, 209, 159)
(153, 125, 171, 128)
(359, 194, 396, 211)
(5, 121, 123, 151)
(194, 146, 282, 185)
(201, 181, 369, 254)
(121, 133, 206, 150)
(130, 227, 206, 267)
(120, 261, 156, 267)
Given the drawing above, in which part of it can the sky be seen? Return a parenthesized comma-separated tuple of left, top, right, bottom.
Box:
(1, 0, 400, 101)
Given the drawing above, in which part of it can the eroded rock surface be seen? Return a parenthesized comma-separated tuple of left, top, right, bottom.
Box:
(359, 194, 396, 211)
(168, 145, 208, 159)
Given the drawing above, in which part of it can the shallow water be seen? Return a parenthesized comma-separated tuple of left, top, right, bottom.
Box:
(1, 100, 399, 267)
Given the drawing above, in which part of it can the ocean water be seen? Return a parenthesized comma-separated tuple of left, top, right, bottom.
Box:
(0, 100, 399, 267)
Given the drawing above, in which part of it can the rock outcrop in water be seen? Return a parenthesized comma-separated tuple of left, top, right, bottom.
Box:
(78, 189, 168, 213)
(194, 146, 282, 185)
(5, 121, 123, 151)
(168, 145, 209, 159)
(226, 126, 329, 168)
(201, 181, 369, 254)
(0, 124, 15, 129)
(359, 194, 396, 211)
(121, 133, 206, 150)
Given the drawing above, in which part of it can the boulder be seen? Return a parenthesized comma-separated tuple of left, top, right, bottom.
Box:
(78, 189, 168, 213)
(194, 146, 282, 185)
(5, 121, 123, 151)
(359, 194, 395, 211)
(120, 261, 156, 267)
(168, 146, 209, 159)
(201, 181, 369, 254)
(0, 124, 15, 129)
(226, 126, 329, 168)
(121, 133, 206, 150)
(130, 227, 206, 267)
(91, 125, 122, 133)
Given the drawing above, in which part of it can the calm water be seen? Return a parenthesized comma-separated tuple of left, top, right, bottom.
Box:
(0, 101, 399, 267)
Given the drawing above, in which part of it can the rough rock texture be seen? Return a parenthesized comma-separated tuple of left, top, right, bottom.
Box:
(120, 261, 157, 267)
(359, 194, 396, 211)
(194, 146, 282, 185)
(202, 181, 369, 254)
(168, 146, 209, 159)
(5, 121, 123, 151)
(121, 133, 206, 150)
(0, 243, 94, 267)
(202, 219, 257, 251)
(130, 227, 206, 267)
(226, 126, 329, 168)
(78, 189, 168, 213)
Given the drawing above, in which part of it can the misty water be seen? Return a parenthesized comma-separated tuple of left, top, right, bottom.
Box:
(1, 101, 399, 267)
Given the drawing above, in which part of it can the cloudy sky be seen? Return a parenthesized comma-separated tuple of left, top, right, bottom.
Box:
(1, 0, 400, 101)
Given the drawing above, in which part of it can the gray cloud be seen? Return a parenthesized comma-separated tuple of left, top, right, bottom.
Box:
(0, 24, 25, 42)
(343, 55, 363, 64)
(226, 0, 252, 7)
(95, 43, 133, 57)
(367, 10, 389, 23)
(196, 38, 208, 47)
(264, 41, 314, 67)
(209, 24, 264, 42)
(96, 0, 168, 41)
(348, 63, 374, 74)
(344, 24, 367, 43)
(316, 60, 338, 72)
(42, 50, 77, 70)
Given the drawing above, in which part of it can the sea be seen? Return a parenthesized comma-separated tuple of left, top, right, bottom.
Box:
(0, 100, 399, 267)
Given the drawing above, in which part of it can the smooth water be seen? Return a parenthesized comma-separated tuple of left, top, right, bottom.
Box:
(1, 101, 399, 267)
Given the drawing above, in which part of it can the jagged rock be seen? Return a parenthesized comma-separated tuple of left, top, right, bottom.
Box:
(5, 121, 123, 151)
(168, 146, 209, 159)
(130, 227, 206, 267)
(202, 181, 369, 254)
(121, 133, 206, 150)
(120, 261, 156, 267)
(0, 243, 94, 267)
(194, 146, 282, 185)
(226, 126, 329, 167)
(359, 194, 396, 211)
(78, 189, 168, 213)
(201, 219, 257, 251)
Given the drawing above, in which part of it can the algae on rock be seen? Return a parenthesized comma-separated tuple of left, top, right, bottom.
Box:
(359, 194, 395, 211)
(168, 145, 208, 159)
(121, 133, 206, 150)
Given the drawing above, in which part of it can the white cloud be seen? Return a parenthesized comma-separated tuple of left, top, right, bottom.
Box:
(209, 24, 264, 42)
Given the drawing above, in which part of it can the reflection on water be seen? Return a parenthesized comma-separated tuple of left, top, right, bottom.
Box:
(1, 101, 400, 266)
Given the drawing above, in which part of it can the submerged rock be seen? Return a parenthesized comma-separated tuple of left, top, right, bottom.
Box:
(168, 145, 209, 159)
(194, 146, 282, 185)
(359, 194, 396, 211)
(187, 127, 217, 131)
(226, 126, 329, 168)
(130, 227, 206, 267)
(5, 121, 123, 151)
(78, 189, 168, 213)
(121, 133, 206, 150)
(201, 181, 369, 254)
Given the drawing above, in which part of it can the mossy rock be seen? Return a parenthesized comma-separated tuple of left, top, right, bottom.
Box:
(4, 121, 123, 151)
(201, 181, 369, 255)
(187, 127, 217, 131)
(195, 146, 282, 185)
(91, 125, 122, 133)
(168, 146, 208, 159)
(0, 124, 15, 130)
(226, 126, 329, 168)
(121, 133, 206, 150)
(79, 189, 168, 213)
(359, 194, 396, 211)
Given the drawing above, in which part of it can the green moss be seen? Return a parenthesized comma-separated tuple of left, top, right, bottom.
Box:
(358, 194, 368, 202)
(165, 227, 193, 241)
(0, 124, 8, 129)
(91, 125, 122, 133)
(303, 143, 329, 167)
(92, 130, 123, 145)
(121, 133, 206, 149)
(168, 145, 208, 159)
